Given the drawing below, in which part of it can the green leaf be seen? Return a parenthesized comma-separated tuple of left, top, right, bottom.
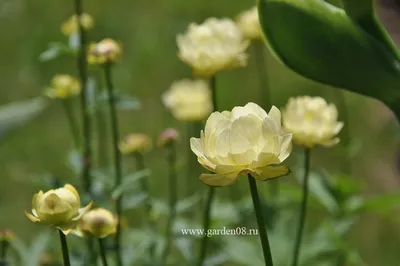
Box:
(111, 169, 151, 199)
(176, 193, 202, 214)
(122, 192, 148, 210)
(68, 32, 80, 51)
(39, 42, 72, 61)
(98, 90, 141, 111)
(360, 192, 400, 214)
(308, 173, 340, 214)
(258, 0, 400, 117)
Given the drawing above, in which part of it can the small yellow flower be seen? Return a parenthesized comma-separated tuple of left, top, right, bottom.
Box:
(87, 39, 122, 65)
(158, 128, 180, 148)
(61, 13, 94, 36)
(119, 134, 152, 155)
(162, 79, 213, 121)
(236, 6, 263, 40)
(177, 18, 249, 77)
(25, 184, 93, 235)
(282, 96, 344, 148)
(0, 229, 14, 242)
(75, 208, 118, 238)
(44, 74, 81, 99)
(190, 102, 292, 187)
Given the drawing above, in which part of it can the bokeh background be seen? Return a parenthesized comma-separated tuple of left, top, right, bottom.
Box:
(1, 0, 400, 265)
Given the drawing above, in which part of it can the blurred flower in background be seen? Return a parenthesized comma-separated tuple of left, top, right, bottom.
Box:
(158, 128, 180, 148)
(282, 96, 344, 148)
(0, 229, 14, 242)
(177, 18, 249, 77)
(190, 102, 292, 187)
(119, 133, 152, 155)
(61, 13, 94, 36)
(44, 74, 81, 99)
(162, 79, 213, 121)
(88, 38, 122, 65)
(75, 208, 118, 238)
(236, 6, 263, 41)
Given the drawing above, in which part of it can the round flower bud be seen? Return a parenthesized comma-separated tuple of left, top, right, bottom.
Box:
(282, 96, 344, 148)
(39, 253, 54, 266)
(77, 208, 118, 238)
(25, 184, 93, 235)
(61, 13, 94, 36)
(162, 79, 213, 121)
(87, 39, 122, 65)
(190, 102, 292, 187)
(236, 6, 263, 40)
(44, 74, 81, 99)
(119, 134, 152, 155)
(0, 229, 14, 242)
(157, 128, 180, 148)
(177, 18, 249, 77)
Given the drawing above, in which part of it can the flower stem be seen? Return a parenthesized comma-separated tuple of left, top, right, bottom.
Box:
(104, 63, 123, 266)
(0, 240, 9, 264)
(62, 99, 81, 148)
(58, 230, 71, 266)
(98, 238, 109, 266)
(162, 142, 178, 264)
(248, 174, 274, 266)
(291, 148, 311, 266)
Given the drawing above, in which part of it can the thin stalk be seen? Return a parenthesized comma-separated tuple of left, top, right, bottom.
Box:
(0, 240, 9, 263)
(162, 142, 178, 264)
(58, 230, 71, 266)
(248, 174, 274, 266)
(98, 238, 109, 266)
(104, 63, 123, 266)
(62, 99, 81, 148)
(291, 148, 311, 266)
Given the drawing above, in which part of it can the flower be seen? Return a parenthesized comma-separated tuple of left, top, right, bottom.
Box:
(25, 184, 93, 234)
(75, 208, 117, 238)
(0, 229, 14, 242)
(87, 39, 122, 65)
(162, 79, 213, 121)
(119, 134, 152, 155)
(282, 96, 344, 148)
(177, 18, 249, 77)
(44, 75, 81, 99)
(61, 13, 94, 36)
(158, 128, 180, 148)
(236, 6, 263, 40)
(190, 102, 292, 187)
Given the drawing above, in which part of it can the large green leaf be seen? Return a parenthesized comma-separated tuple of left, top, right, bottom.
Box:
(258, 0, 400, 117)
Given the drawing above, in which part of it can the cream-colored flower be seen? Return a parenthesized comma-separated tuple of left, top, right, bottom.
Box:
(282, 96, 344, 148)
(25, 184, 93, 235)
(236, 6, 263, 40)
(61, 13, 94, 36)
(75, 208, 118, 238)
(119, 134, 152, 155)
(177, 18, 249, 77)
(44, 74, 81, 99)
(162, 79, 213, 121)
(190, 102, 292, 187)
(88, 39, 122, 65)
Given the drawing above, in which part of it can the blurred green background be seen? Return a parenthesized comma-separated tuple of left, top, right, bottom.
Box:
(1, 0, 400, 265)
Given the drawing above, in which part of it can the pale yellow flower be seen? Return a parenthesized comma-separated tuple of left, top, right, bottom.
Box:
(190, 102, 292, 187)
(75, 208, 118, 238)
(282, 96, 344, 148)
(236, 6, 263, 40)
(87, 39, 122, 65)
(162, 79, 213, 121)
(44, 75, 81, 99)
(177, 18, 249, 77)
(158, 128, 180, 148)
(119, 134, 152, 155)
(61, 13, 94, 36)
(25, 184, 93, 235)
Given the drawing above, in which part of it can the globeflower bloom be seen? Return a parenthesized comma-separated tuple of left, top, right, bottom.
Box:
(190, 102, 292, 187)
(177, 18, 249, 77)
(61, 13, 94, 36)
(25, 184, 93, 234)
(76, 208, 118, 238)
(88, 38, 122, 65)
(162, 79, 213, 121)
(236, 6, 263, 40)
(119, 133, 152, 155)
(282, 96, 344, 148)
(44, 75, 81, 99)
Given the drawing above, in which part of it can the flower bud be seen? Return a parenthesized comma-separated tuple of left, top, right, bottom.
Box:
(0, 229, 14, 242)
(44, 74, 81, 99)
(39, 253, 54, 266)
(157, 128, 180, 148)
(77, 208, 118, 238)
(119, 134, 152, 155)
(61, 13, 94, 36)
(236, 6, 263, 40)
(87, 39, 122, 65)
(25, 184, 93, 235)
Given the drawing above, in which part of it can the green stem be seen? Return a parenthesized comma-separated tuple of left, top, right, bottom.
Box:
(0, 240, 9, 263)
(104, 63, 123, 266)
(248, 174, 274, 266)
(98, 238, 109, 266)
(162, 142, 178, 264)
(62, 99, 81, 148)
(291, 148, 311, 266)
(58, 230, 71, 266)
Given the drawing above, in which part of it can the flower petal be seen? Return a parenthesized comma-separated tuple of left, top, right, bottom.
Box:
(320, 138, 340, 147)
(73, 201, 93, 221)
(268, 106, 281, 127)
(190, 137, 205, 158)
(252, 166, 291, 181)
(64, 184, 80, 202)
(199, 172, 239, 187)
(25, 211, 41, 222)
(278, 134, 292, 162)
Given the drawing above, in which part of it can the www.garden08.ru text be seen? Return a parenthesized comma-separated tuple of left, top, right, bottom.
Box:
(181, 227, 259, 237)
